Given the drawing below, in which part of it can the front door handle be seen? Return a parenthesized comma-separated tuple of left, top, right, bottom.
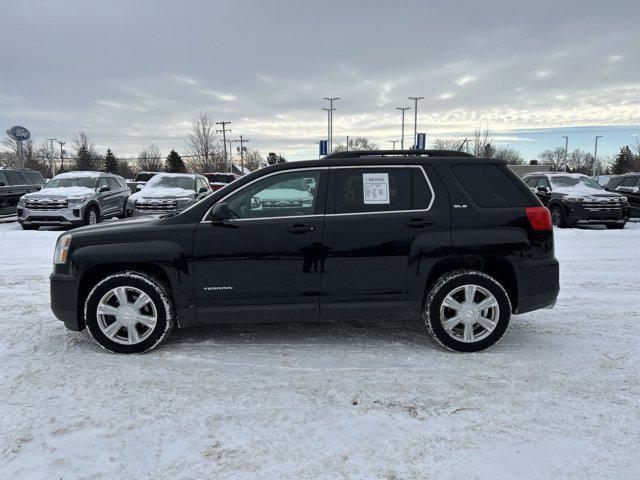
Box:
(287, 224, 315, 234)
(405, 217, 434, 228)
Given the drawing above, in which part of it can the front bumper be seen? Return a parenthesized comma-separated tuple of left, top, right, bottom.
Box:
(50, 273, 83, 331)
(514, 258, 560, 314)
(18, 205, 85, 226)
(563, 202, 630, 225)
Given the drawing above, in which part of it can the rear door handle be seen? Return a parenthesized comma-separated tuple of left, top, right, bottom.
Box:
(287, 224, 315, 234)
(405, 217, 434, 228)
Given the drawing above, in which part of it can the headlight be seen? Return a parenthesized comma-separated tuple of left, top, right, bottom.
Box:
(53, 234, 72, 264)
(562, 196, 583, 202)
(18, 195, 26, 205)
(176, 197, 194, 206)
(127, 198, 137, 205)
(67, 196, 88, 204)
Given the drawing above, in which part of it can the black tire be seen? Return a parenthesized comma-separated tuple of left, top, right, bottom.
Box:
(606, 223, 625, 229)
(20, 224, 39, 230)
(424, 270, 511, 353)
(84, 205, 100, 226)
(84, 271, 175, 354)
(550, 204, 567, 228)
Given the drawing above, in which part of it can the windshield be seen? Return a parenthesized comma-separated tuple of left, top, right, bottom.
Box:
(135, 172, 157, 182)
(43, 176, 96, 189)
(266, 179, 308, 192)
(205, 173, 235, 183)
(144, 175, 195, 191)
(550, 176, 602, 190)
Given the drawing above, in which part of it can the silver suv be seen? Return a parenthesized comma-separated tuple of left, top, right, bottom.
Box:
(127, 173, 211, 216)
(17, 171, 130, 230)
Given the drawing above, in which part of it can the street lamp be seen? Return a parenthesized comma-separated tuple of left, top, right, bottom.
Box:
(396, 107, 411, 150)
(561, 136, 569, 172)
(408, 96, 425, 148)
(593, 136, 602, 177)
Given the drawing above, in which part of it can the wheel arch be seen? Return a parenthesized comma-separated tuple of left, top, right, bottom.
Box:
(77, 262, 174, 330)
(423, 256, 518, 312)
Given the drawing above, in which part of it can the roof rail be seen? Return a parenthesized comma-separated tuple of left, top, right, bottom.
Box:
(324, 149, 474, 159)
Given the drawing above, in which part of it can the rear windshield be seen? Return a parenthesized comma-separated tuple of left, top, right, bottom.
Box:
(452, 164, 533, 207)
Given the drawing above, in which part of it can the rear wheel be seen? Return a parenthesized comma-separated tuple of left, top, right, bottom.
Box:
(84, 272, 174, 353)
(550, 205, 567, 228)
(424, 270, 511, 352)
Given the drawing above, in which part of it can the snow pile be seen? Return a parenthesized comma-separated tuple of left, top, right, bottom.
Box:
(25, 186, 94, 199)
(0, 222, 638, 479)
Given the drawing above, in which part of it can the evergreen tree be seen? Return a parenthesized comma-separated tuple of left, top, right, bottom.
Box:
(266, 152, 286, 165)
(164, 149, 187, 173)
(611, 146, 634, 175)
(103, 149, 118, 173)
(73, 131, 97, 171)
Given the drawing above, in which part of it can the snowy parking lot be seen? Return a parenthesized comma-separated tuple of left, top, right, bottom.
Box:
(0, 222, 639, 479)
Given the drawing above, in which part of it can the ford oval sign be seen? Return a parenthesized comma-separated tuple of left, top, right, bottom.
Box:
(7, 125, 31, 141)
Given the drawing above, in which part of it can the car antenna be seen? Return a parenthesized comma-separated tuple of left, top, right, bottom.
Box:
(458, 138, 469, 151)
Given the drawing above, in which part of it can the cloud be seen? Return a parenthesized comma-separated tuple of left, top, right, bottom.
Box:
(455, 76, 477, 86)
(200, 90, 237, 102)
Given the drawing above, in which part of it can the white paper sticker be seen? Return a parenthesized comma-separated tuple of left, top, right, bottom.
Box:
(363, 173, 390, 204)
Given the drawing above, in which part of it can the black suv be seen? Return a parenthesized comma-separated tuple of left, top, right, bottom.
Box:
(604, 173, 640, 218)
(0, 168, 46, 216)
(522, 172, 630, 229)
(50, 150, 559, 354)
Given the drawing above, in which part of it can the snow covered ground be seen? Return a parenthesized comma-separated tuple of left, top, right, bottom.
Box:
(0, 222, 639, 479)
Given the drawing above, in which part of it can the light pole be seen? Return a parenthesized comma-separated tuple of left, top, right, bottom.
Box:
(408, 96, 425, 149)
(323, 97, 339, 153)
(215, 121, 231, 172)
(46, 138, 57, 176)
(561, 136, 569, 172)
(389, 140, 399, 150)
(57, 141, 65, 172)
(593, 135, 602, 177)
(396, 107, 410, 150)
(322, 107, 332, 152)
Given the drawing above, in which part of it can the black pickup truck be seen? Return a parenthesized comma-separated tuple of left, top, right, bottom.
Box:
(0, 168, 45, 216)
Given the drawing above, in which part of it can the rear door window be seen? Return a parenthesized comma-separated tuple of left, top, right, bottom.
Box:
(619, 177, 637, 187)
(452, 164, 533, 208)
(333, 167, 432, 214)
(5, 171, 26, 185)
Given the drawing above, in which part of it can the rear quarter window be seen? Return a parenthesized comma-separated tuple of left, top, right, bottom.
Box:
(452, 164, 533, 208)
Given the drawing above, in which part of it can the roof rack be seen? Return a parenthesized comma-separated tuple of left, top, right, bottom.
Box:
(324, 149, 474, 159)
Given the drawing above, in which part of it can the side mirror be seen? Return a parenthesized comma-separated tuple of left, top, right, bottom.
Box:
(98, 185, 110, 193)
(250, 196, 261, 209)
(536, 186, 549, 194)
(198, 186, 208, 193)
(0, 182, 5, 186)
(210, 202, 232, 223)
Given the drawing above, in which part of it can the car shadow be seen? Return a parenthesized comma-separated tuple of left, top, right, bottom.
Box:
(164, 318, 434, 349)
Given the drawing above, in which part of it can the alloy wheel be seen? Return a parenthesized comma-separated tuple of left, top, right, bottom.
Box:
(439, 284, 500, 343)
(96, 286, 158, 345)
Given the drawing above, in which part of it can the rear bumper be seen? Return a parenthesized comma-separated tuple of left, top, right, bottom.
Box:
(514, 258, 560, 314)
(50, 273, 83, 331)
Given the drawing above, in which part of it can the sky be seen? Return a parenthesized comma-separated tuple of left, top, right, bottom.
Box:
(1, 0, 639, 162)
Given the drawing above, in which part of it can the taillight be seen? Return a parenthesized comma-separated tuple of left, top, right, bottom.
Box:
(526, 206, 552, 231)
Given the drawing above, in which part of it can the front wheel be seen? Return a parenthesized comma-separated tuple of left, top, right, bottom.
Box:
(84, 206, 100, 226)
(84, 272, 175, 353)
(424, 271, 511, 352)
(550, 205, 567, 228)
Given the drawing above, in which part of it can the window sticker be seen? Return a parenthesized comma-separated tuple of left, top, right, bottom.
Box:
(363, 173, 390, 204)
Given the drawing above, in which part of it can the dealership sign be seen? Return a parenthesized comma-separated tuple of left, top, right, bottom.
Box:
(6, 125, 31, 141)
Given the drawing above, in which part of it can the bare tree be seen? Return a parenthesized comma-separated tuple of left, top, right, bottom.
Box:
(472, 127, 494, 157)
(137, 143, 164, 171)
(433, 138, 466, 151)
(538, 147, 566, 171)
(333, 137, 379, 152)
(243, 150, 265, 172)
(493, 146, 524, 165)
(186, 112, 222, 173)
